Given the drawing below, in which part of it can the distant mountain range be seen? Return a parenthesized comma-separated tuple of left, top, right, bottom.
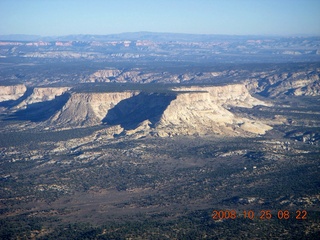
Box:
(1, 32, 318, 42)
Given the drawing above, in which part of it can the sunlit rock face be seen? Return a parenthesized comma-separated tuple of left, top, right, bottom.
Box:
(0, 83, 272, 136)
(15, 87, 70, 109)
(154, 85, 272, 137)
(49, 91, 139, 128)
(0, 84, 27, 102)
(246, 69, 320, 97)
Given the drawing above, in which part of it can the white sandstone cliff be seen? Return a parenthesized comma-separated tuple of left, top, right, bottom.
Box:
(49, 91, 139, 127)
(154, 86, 272, 137)
(0, 84, 27, 102)
(172, 84, 269, 107)
(15, 87, 70, 109)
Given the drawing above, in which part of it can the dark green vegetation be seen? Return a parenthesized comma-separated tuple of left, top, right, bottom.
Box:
(0, 125, 104, 147)
(73, 82, 202, 93)
(73, 82, 209, 94)
(0, 94, 319, 239)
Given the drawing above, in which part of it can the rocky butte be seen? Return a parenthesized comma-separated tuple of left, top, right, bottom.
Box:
(0, 83, 272, 137)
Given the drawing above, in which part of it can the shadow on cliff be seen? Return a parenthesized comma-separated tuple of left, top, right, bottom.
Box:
(0, 87, 34, 108)
(5, 93, 71, 122)
(102, 92, 176, 130)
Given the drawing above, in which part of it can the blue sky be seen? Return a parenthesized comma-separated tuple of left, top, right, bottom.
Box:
(0, 0, 319, 36)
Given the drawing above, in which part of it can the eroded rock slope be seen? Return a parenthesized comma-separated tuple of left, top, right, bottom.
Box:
(49, 91, 139, 128)
(0, 84, 27, 102)
(0, 84, 272, 137)
(155, 85, 271, 136)
(15, 87, 70, 109)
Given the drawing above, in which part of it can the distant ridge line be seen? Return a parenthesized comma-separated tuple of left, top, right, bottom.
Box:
(1, 32, 318, 42)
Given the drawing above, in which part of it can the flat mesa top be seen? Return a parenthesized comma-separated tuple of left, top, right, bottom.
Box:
(71, 82, 230, 94)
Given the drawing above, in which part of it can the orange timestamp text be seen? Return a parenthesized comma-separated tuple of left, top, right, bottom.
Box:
(212, 210, 307, 220)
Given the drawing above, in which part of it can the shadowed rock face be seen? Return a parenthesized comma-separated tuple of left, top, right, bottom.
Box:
(0, 84, 273, 136)
(0, 87, 34, 108)
(49, 91, 138, 127)
(102, 92, 177, 130)
(6, 93, 70, 122)
(14, 87, 71, 109)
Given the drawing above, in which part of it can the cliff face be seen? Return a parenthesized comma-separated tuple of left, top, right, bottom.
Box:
(247, 69, 320, 97)
(1, 83, 272, 136)
(102, 92, 176, 130)
(15, 87, 70, 109)
(89, 69, 122, 82)
(49, 92, 138, 127)
(87, 69, 165, 83)
(0, 84, 27, 102)
(267, 77, 320, 97)
(155, 92, 236, 136)
(154, 86, 271, 137)
(173, 84, 269, 107)
(292, 81, 320, 96)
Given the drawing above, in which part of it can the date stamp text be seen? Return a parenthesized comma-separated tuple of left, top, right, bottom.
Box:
(212, 210, 307, 220)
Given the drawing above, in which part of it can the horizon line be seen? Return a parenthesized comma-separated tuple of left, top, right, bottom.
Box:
(1, 31, 320, 39)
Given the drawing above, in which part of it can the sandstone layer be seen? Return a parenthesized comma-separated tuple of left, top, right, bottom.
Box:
(1, 83, 272, 137)
(49, 91, 139, 128)
(173, 84, 269, 107)
(154, 85, 272, 137)
(246, 69, 320, 97)
(0, 84, 27, 102)
(15, 87, 70, 109)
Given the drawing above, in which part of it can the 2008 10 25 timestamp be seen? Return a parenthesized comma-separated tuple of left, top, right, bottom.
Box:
(212, 210, 307, 220)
